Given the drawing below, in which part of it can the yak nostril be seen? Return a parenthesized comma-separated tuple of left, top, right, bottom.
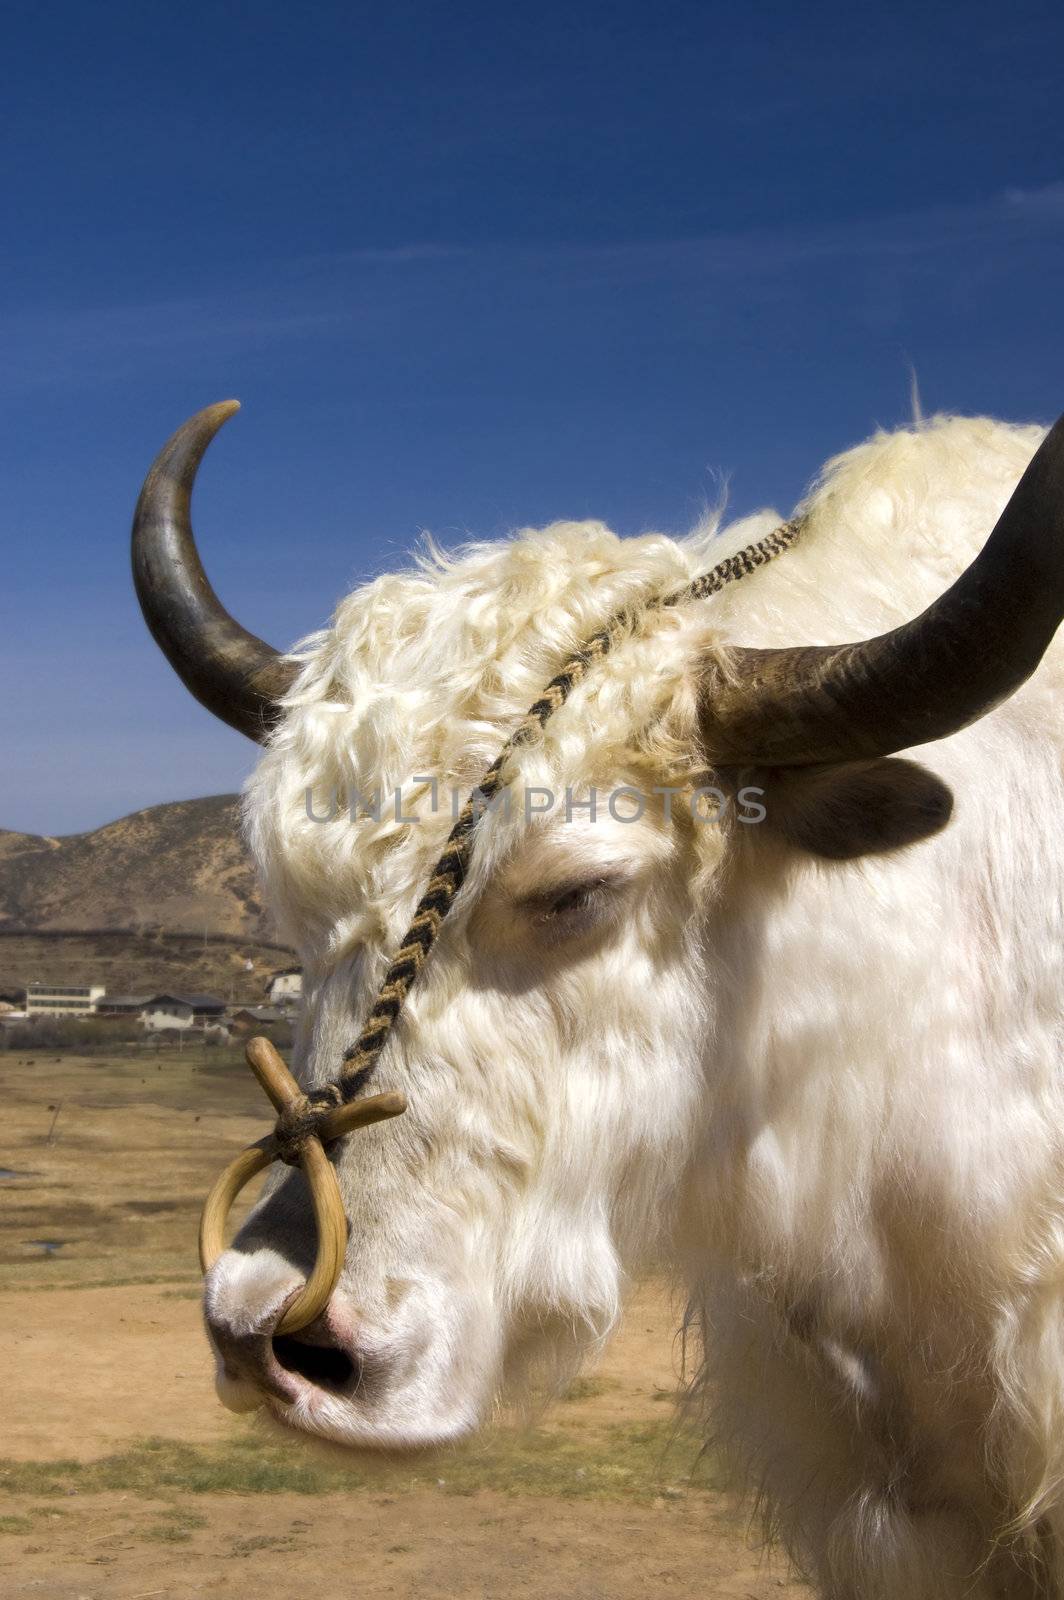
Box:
(272, 1333, 358, 1393)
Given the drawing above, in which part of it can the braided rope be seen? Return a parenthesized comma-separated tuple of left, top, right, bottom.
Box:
(273, 517, 802, 1157)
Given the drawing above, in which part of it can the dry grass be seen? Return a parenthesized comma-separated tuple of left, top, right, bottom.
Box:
(0, 1417, 716, 1503)
(0, 1046, 270, 1292)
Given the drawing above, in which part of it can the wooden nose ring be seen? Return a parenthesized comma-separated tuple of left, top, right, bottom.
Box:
(198, 1037, 406, 1335)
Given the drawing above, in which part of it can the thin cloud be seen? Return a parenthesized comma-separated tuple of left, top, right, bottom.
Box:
(509, 186, 1064, 274)
(292, 243, 470, 266)
(0, 295, 355, 396)
(1, 188, 1060, 400)
(0, 295, 355, 397)
(1003, 180, 1064, 213)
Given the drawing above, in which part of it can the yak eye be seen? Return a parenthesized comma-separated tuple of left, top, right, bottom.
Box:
(527, 876, 621, 932)
(546, 881, 602, 918)
(503, 871, 631, 944)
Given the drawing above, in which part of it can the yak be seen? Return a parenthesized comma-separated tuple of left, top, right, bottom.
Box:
(134, 400, 1064, 1599)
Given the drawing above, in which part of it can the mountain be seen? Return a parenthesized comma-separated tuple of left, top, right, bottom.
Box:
(0, 796, 294, 999)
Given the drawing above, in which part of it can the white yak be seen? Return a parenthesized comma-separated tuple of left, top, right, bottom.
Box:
(134, 402, 1064, 1598)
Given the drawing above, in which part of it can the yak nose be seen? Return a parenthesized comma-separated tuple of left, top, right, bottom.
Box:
(205, 1305, 297, 1405)
(204, 1252, 361, 1405)
(271, 1328, 360, 1391)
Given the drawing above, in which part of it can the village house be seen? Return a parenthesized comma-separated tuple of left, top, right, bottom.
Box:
(265, 968, 302, 1008)
(95, 993, 227, 1031)
(229, 1005, 285, 1033)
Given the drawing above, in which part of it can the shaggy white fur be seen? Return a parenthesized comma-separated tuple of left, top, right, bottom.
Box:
(213, 414, 1064, 1598)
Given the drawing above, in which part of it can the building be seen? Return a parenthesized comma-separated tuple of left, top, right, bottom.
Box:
(142, 996, 197, 1032)
(266, 968, 302, 1007)
(95, 993, 228, 1031)
(96, 994, 153, 1018)
(229, 1005, 285, 1032)
(172, 994, 227, 1025)
(26, 984, 104, 1017)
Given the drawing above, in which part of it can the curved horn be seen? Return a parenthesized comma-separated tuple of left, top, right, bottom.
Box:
(131, 402, 298, 742)
(703, 413, 1064, 767)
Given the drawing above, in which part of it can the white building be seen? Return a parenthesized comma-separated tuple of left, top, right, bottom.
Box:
(266, 969, 302, 1007)
(95, 992, 228, 1031)
(26, 984, 104, 1017)
(142, 997, 195, 1032)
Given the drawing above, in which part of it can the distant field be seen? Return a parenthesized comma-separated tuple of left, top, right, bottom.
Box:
(0, 1049, 805, 1597)
(1, 1044, 269, 1291)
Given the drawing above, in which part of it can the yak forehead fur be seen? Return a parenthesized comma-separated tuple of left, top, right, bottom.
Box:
(242, 414, 1064, 1596)
(248, 412, 1056, 958)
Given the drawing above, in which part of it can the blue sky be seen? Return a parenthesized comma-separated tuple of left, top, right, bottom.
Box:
(2, 0, 1063, 835)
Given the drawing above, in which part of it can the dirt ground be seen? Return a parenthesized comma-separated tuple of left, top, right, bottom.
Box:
(0, 1049, 806, 1598)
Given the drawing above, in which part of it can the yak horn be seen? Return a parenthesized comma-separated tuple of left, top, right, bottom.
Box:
(131, 402, 297, 742)
(703, 413, 1064, 767)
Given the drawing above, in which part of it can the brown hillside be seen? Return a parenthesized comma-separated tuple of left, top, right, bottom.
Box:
(0, 795, 268, 937)
(0, 796, 295, 997)
(0, 929, 294, 1001)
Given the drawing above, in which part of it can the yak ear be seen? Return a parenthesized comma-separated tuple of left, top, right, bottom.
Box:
(753, 757, 954, 861)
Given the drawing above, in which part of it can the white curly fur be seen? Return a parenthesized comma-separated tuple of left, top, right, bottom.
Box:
(213, 414, 1064, 1597)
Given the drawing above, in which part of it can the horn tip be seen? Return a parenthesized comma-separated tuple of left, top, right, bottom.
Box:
(206, 398, 241, 426)
(176, 399, 241, 448)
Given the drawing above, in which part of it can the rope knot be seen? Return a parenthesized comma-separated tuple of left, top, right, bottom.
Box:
(273, 1086, 343, 1166)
